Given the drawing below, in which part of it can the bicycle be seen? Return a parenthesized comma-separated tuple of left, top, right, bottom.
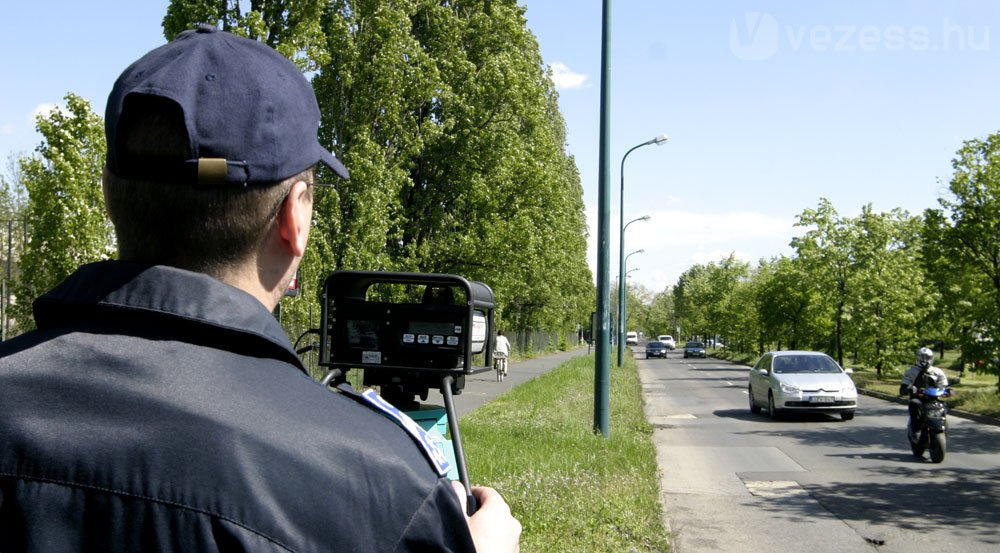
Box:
(494, 351, 508, 382)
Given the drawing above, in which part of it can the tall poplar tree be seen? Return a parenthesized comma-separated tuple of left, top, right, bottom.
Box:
(14, 94, 112, 330)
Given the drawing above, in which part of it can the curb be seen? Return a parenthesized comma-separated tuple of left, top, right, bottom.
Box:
(858, 388, 1000, 427)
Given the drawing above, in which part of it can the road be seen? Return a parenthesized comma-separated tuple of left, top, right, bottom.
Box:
(636, 348, 1000, 553)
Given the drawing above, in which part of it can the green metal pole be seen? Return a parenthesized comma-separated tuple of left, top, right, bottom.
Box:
(594, 0, 612, 438)
(617, 146, 643, 367)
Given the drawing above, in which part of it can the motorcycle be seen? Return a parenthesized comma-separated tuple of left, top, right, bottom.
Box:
(907, 387, 950, 463)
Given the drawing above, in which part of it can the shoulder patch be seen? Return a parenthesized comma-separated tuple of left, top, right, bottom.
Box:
(358, 389, 452, 477)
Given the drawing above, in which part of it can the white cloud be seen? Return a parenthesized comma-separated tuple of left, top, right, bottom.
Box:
(584, 205, 803, 293)
(549, 62, 589, 90)
(1, 123, 15, 135)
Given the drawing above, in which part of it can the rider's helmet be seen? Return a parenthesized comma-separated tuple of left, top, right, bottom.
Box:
(916, 347, 934, 370)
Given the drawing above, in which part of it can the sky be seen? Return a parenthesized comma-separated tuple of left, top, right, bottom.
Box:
(4, 2, 1000, 294)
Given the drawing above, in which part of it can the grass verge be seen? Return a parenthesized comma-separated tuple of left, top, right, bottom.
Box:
(461, 354, 670, 553)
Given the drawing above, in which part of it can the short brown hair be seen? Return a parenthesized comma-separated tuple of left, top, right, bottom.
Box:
(104, 94, 312, 275)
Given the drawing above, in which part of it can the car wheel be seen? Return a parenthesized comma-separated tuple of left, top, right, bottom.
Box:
(768, 391, 781, 420)
(749, 386, 761, 414)
(840, 410, 855, 421)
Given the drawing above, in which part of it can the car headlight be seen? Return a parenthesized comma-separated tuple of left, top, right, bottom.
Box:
(842, 383, 856, 394)
(779, 381, 800, 394)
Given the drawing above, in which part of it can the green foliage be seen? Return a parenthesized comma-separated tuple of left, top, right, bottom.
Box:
(463, 354, 670, 552)
(162, 0, 330, 71)
(672, 254, 748, 344)
(155, 0, 593, 345)
(753, 256, 831, 353)
(926, 131, 1000, 383)
(13, 94, 112, 331)
(311, 0, 592, 334)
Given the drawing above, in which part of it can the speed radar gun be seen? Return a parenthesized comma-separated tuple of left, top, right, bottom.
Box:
(316, 270, 496, 512)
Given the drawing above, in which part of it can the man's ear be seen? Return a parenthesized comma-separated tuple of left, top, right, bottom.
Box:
(276, 181, 312, 257)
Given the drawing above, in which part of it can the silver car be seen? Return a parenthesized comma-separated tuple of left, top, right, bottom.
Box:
(748, 351, 857, 420)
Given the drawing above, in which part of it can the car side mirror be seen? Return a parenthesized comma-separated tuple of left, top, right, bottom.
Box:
(844, 368, 854, 375)
(758, 369, 769, 376)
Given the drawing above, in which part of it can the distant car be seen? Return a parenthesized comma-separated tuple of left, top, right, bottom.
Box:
(645, 341, 668, 358)
(748, 350, 857, 421)
(626, 331, 639, 345)
(657, 335, 676, 350)
(683, 341, 706, 358)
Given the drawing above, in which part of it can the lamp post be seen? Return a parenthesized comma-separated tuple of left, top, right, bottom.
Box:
(617, 214, 649, 365)
(620, 249, 643, 360)
(594, 0, 613, 438)
(618, 134, 667, 366)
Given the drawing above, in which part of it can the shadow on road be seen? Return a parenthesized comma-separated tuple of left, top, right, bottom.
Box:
(753, 466, 1000, 547)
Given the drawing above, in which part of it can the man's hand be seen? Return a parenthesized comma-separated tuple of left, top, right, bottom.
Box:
(451, 481, 521, 553)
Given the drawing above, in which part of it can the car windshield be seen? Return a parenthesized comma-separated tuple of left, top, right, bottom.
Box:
(772, 355, 842, 374)
(647, 342, 664, 347)
(686, 342, 704, 348)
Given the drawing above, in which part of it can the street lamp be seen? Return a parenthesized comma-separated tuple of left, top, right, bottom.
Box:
(618, 214, 649, 365)
(618, 134, 667, 366)
(620, 249, 643, 359)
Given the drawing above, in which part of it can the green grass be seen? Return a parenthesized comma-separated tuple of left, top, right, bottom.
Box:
(461, 354, 670, 553)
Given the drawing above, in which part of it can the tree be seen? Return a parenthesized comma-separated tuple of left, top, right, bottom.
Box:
(162, 0, 329, 71)
(673, 263, 711, 341)
(13, 94, 113, 331)
(792, 199, 857, 366)
(673, 256, 748, 344)
(927, 132, 1000, 388)
(313, 0, 591, 333)
(753, 255, 830, 353)
(646, 285, 677, 339)
(162, 0, 594, 346)
(0, 155, 29, 339)
(846, 206, 931, 375)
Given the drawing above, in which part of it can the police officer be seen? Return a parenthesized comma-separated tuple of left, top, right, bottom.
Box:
(0, 26, 520, 552)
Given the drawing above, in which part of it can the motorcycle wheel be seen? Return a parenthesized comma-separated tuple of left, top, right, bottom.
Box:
(929, 432, 946, 463)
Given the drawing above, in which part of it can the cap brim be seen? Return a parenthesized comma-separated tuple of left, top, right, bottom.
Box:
(319, 149, 349, 180)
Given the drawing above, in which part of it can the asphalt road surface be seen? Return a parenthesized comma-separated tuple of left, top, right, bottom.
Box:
(636, 348, 1000, 553)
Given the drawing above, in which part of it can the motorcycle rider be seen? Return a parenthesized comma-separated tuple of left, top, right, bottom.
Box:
(899, 347, 949, 440)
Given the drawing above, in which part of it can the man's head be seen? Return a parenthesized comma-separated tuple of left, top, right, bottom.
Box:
(916, 347, 934, 370)
(103, 25, 347, 275)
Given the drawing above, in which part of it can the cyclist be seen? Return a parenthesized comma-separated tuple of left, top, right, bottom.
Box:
(494, 331, 512, 379)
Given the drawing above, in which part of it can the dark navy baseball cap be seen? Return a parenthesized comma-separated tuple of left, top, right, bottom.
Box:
(105, 24, 348, 185)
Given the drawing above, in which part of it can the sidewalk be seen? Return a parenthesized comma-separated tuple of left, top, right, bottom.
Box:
(430, 346, 592, 417)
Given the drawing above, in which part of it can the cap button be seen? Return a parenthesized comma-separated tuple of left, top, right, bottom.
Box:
(196, 23, 218, 33)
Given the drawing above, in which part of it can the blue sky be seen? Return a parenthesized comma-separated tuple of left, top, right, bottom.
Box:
(4, 2, 1000, 294)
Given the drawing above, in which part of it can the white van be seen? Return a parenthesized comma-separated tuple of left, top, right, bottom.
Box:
(626, 331, 639, 345)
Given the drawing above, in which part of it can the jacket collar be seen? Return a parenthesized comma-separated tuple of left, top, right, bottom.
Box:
(32, 261, 306, 372)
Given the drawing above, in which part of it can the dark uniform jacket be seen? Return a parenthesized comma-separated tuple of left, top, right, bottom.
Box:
(0, 261, 475, 552)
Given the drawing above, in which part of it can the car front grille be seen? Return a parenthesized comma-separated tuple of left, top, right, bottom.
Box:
(783, 400, 856, 407)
